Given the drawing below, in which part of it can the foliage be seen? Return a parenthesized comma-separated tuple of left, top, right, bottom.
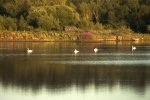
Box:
(0, 16, 5, 30)
(0, 0, 149, 33)
(55, 5, 79, 27)
(78, 19, 89, 29)
(38, 15, 60, 31)
(147, 25, 150, 33)
(0, 16, 17, 31)
(79, 31, 94, 40)
(18, 16, 28, 30)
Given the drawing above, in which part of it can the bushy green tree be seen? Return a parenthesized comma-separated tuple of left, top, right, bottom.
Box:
(0, 16, 17, 30)
(27, 6, 49, 28)
(27, 6, 61, 31)
(0, 0, 150, 33)
(49, 0, 67, 5)
(79, 2, 92, 21)
(4, 0, 31, 18)
(39, 15, 60, 31)
(147, 25, 150, 33)
(3, 16, 17, 31)
(0, 16, 5, 30)
(55, 5, 79, 26)
(78, 18, 89, 29)
(18, 16, 28, 30)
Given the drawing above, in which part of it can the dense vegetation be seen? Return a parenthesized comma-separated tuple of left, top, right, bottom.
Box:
(0, 0, 150, 33)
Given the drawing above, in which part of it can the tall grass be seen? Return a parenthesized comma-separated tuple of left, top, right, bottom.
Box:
(0, 30, 150, 41)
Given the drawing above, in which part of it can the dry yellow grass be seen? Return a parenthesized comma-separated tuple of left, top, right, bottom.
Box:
(0, 30, 150, 41)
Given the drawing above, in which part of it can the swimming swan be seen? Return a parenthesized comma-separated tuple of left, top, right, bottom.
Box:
(74, 49, 79, 54)
(132, 46, 136, 51)
(94, 48, 98, 53)
(27, 48, 33, 53)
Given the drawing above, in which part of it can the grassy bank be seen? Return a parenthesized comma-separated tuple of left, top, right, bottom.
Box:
(0, 30, 149, 42)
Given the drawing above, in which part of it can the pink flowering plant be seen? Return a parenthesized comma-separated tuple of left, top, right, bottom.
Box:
(79, 31, 94, 40)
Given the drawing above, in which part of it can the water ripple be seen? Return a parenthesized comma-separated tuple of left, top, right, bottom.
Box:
(46, 60, 150, 65)
(1, 53, 150, 56)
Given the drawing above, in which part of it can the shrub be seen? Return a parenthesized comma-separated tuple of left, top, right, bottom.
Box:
(78, 19, 89, 29)
(0, 16, 17, 31)
(79, 31, 94, 40)
(4, 17, 17, 31)
(0, 16, 5, 30)
(18, 16, 28, 30)
(147, 25, 150, 33)
(94, 23, 104, 30)
(55, 5, 79, 26)
(38, 15, 60, 31)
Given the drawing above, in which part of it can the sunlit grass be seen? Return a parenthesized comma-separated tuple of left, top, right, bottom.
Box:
(0, 30, 150, 41)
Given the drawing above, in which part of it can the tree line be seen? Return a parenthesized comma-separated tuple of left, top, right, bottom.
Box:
(0, 0, 150, 33)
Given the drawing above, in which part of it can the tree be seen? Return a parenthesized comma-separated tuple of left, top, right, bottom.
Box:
(89, 1, 100, 23)
(147, 25, 150, 33)
(3, 0, 31, 18)
(49, 0, 67, 5)
(0, 16, 5, 30)
(0, 5, 9, 16)
(3, 16, 17, 31)
(39, 15, 60, 31)
(0, 0, 150, 33)
(18, 16, 28, 30)
(79, 2, 92, 21)
(55, 5, 79, 27)
(27, 6, 48, 28)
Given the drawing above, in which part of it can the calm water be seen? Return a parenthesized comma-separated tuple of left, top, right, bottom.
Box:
(0, 41, 150, 100)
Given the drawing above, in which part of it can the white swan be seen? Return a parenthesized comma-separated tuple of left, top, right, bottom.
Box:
(94, 48, 98, 53)
(74, 49, 79, 54)
(27, 48, 33, 53)
(132, 46, 136, 51)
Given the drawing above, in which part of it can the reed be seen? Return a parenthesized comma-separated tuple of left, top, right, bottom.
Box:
(0, 30, 150, 41)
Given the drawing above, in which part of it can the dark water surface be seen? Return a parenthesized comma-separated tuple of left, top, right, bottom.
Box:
(0, 41, 150, 100)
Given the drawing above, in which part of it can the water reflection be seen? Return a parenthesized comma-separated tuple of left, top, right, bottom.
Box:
(0, 42, 150, 100)
(0, 60, 150, 92)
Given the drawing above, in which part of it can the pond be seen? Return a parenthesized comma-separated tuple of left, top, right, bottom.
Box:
(0, 41, 150, 100)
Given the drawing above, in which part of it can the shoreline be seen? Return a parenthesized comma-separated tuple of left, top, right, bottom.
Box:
(0, 30, 149, 42)
(0, 39, 141, 42)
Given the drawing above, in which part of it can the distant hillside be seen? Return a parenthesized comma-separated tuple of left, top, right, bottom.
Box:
(0, 0, 150, 33)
